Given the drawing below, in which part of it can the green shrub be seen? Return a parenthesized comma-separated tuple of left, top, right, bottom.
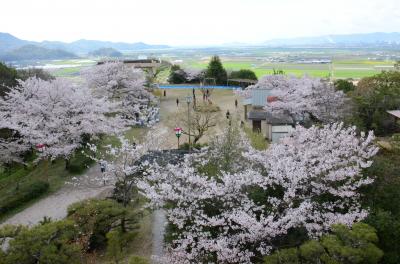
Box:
(264, 223, 383, 264)
(1, 220, 81, 264)
(362, 149, 400, 263)
(66, 151, 95, 174)
(129, 255, 150, 264)
(229, 69, 258, 81)
(178, 142, 206, 150)
(334, 79, 355, 93)
(67, 199, 139, 251)
(106, 230, 137, 263)
(0, 181, 49, 216)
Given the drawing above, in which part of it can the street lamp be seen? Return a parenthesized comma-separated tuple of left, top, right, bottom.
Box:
(185, 95, 193, 151)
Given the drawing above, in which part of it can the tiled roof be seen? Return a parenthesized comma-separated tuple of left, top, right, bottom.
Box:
(248, 110, 294, 125)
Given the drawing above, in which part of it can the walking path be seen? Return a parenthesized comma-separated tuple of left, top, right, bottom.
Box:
(152, 209, 167, 258)
(1, 165, 111, 227)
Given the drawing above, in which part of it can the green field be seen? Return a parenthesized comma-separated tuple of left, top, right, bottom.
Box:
(33, 47, 399, 80)
(182, 59, 393, 79)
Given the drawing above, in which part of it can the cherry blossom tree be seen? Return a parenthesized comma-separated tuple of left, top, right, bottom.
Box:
(71, 128, 167, 206)
(0, 131, 29, 165)
(141, 123, 378, 263)
(245, 75, 347, 124)
(83, 62, 159, 125)
(0, 77, 125, 161)
(174, 106, 218, 144)
(185, 68, 204, 82)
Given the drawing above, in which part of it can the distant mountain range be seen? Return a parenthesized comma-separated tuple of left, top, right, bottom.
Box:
(1, 31, 400, 62)
(0, 32, 170, 61)
(263, 32, 400, 46)
(88, 47, 123, 58)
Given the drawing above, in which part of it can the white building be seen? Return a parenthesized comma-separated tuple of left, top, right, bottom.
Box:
(243, 89, 294, 143)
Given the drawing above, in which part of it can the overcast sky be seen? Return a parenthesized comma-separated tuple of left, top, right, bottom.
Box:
(1, 0, 399, 46)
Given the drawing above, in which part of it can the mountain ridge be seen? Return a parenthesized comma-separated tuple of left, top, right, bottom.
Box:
(0, 44, 78, 61)
(263, 32, 400, 46)
(0, 32, 170, 54)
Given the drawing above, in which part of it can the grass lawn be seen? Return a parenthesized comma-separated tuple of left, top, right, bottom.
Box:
(243, 126, 269, 150)
(0, 158, 78, 222)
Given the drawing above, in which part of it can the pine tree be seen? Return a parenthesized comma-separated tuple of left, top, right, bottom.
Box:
(205, 56, 227, 85)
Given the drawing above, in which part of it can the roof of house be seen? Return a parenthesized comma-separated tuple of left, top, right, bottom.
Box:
(252, 89, 272, 107)
(248, 110, 294, 125)
(248, 110, 268, 120)
(387, 110, 400, 119)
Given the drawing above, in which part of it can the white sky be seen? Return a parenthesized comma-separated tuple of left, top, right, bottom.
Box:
(1, 0, 399, 46)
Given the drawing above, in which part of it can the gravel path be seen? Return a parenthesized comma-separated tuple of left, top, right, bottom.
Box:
(1, 165, 111, 227)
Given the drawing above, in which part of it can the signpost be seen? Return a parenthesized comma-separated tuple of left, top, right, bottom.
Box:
(174, 127, 182, 148)
(36, 143, 46, 153)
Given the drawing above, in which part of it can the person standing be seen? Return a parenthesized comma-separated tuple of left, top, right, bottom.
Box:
(163, 89, 166, 97)
(176, 98, 179, 107)
(100, 161, 106, 173)
(235, 99, 238, 108)
(100, 161, 106, 186)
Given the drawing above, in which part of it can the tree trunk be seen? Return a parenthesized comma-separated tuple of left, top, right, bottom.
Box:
(65, 158, 70, 170)
(121, 216, 126, 233)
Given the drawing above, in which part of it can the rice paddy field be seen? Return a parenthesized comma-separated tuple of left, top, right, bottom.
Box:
(181, 58, 395, 79)
(27, 46, 400, 80)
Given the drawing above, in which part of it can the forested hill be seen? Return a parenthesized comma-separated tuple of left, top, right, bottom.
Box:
(0, 45, 78, 61)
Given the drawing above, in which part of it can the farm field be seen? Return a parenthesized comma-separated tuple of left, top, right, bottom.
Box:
(16, 47, 399, 80)
(182, 59, 393, 79)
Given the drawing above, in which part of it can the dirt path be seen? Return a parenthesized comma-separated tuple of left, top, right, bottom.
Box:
(1, 165, 111, 227)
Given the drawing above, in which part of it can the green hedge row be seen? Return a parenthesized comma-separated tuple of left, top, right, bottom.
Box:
(0, 181, 49, 216)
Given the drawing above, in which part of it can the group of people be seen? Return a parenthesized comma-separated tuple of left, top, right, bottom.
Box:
(173, 88, 239, 110)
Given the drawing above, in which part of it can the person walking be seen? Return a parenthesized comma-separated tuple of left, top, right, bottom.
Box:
(163, 89, 166, 97)
(235, 99, 238, 108)
(100, 161, 106, 186)
(176, 98, 179, 107)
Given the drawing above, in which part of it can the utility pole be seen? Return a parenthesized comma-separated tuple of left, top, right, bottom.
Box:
(185, 95, 193, 151)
